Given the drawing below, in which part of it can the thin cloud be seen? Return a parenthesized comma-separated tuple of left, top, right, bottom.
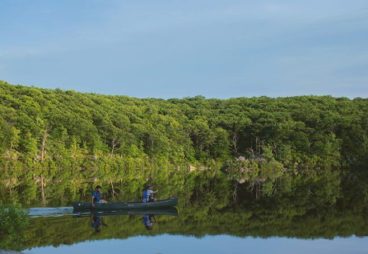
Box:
(0, 0, 367, 98)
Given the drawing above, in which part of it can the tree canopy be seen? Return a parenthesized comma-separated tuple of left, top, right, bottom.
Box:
(0, 81, 367, 204)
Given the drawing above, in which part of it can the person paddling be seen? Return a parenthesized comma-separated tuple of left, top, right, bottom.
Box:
(142, 184, 158, 203)
(92, 185, 107, 207)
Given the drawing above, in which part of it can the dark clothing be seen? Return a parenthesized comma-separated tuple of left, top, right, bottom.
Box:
(92, 190, 101, 203)
(91, 215, 101, 228)
(143, 214, 154, 227)
(91, 215, 102, 232)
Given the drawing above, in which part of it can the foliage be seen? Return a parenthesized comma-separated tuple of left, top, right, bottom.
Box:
(0, 81, 367, 204)
(0, 204, 29, 250)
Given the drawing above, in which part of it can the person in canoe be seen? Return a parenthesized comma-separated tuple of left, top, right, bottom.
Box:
(92, 185, 107, 207)
(142, 184, 158, 203)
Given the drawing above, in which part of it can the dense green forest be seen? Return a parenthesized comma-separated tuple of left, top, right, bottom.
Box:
(0, 80, 368, 204)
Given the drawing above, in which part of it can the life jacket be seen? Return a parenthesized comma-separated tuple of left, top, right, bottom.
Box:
(142, 189, 153, 203)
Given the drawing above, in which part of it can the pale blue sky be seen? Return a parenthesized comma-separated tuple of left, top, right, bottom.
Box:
(1, 0, 367, 98)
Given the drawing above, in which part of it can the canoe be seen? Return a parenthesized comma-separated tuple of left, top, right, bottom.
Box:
(74, 207, 178, 217)
(72, 197, 178, 212)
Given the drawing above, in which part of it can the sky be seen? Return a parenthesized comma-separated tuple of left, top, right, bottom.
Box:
(0, 0, 367, 98)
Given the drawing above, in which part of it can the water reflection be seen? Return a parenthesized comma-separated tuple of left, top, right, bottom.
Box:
(91, 214, 107, 233)
(143, 214, 155, 230)
(21, 235, 368, 254)
(28, 207, 74, 217)
(81, 209, 177, 233)
(2, 167, 368, 252)
(12, 202, 367, 251)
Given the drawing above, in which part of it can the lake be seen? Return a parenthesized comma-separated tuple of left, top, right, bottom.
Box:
(22, 235, 368, 254)
(1, 169, 368, 254)
(3, 194, 367, 254)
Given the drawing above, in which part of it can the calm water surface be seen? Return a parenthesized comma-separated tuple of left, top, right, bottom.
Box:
(11, 201, 368, 254)
(2, 170, 368, 254)
(23, 235, 368, 254)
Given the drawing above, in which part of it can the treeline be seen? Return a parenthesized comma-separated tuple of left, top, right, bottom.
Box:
(0, 81, 367, 204)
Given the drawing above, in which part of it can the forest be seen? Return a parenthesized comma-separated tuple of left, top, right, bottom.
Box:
(0, 80, 368, 205)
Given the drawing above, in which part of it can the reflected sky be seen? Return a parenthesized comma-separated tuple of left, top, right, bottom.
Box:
(23, 235, 367, 254)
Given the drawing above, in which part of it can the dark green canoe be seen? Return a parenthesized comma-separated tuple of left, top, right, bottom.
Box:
(72, 197, 178, 212)
(74, 207, 178, 217)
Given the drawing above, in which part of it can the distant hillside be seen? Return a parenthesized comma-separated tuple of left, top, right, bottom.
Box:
(0, 80, 367, 203)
